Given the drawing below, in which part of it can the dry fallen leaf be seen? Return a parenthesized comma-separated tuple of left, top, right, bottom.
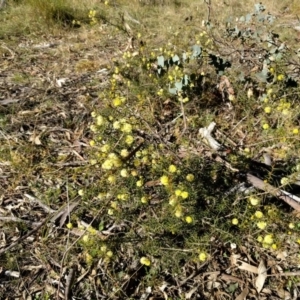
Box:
(230, 253, 240, 266)
(276, 251, 288, 261)
(29, 133, 42, 145)
(235, 287, 249, 300)
(255, 260, 267, 293)
(236, 260, 258, 274)
(185, 287, 198, 299)
(277, 288, 291, 300)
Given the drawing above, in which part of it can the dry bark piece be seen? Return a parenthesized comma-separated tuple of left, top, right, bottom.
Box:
(247, 174, 300, 212)
(199, 122, 222, 150)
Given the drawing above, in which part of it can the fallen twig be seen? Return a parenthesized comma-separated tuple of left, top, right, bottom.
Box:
(199, 122, 300, 212)
(0, 216, 42, 227)
(64, 267, 75, 300)
(247, 174, 300, 211)
(0, 216, 51, 255)
(25, 193, 56, 214)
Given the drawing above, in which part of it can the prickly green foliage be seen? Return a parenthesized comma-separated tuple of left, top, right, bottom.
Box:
(222, 4, 291, 85)
(85, 2, 300, 282)
(154, 3, 297, 100)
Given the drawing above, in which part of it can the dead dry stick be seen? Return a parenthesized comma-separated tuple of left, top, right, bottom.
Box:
(0, 216, 42, 227)
(65, 267, 75, 300)
(200, 123, 300, 211)
(180, 99, 187, 137)
(0, 199, 79, 255)
(25, 193, 56, 214)
(0, 216, 51, 255)
(247, 173, 300, 211)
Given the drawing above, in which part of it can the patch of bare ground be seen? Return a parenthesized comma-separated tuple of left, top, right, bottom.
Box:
(0, 24, 127, 298)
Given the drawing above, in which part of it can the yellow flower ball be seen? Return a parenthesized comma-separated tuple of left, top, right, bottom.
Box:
(82, 235, 89, 243)
(232, 218, 239, 225)
(87, 226, 97, 235)
(181, 191, 189, 199)
(254, 211, 264, 218)
(100, 245, 107, 252)
(131, 170, 138, 176)
(100, 144, 110, 153)
(157, 89, 164, 96)
(282, 109, 289, 116)
(85, 252, 93, 264)
(96, 115, 105, 126)
(199, 252, 207, 261)
(97, 193, 105, 200)
(142, 156, 149, 164)
(106, 250, 113, 258)
(289, 223, 295, 229)
(257, 221, 267, 230)
(140, 257, 151, 266)
(185, 216, 193, 223)
(120, 149, 129, 158)
(133, 159, 141, 167)
(117, 193, 128, 201)
(262, 123, 269, 130)
(160, 175, 169, 186)
(277, 74, 284, 81)
(125, 135, 134, 145)
(175, 207, 183, 218)
(107, 175, 116, 184)
(169, 165, 177, 173)
(102, 159, 113, 170)
(141, 196, 148, 204)
(113, 121, 121, 129)
(257, 236, 263, 242)
(169, 196, 177, 206)
(280, 177, 289, 185)
(263, 234, 274, 245)
(110, 201, 118, 209)
(271, 244, 277, 250)
(112, 157, 122, 168)
(112, 97, 122, 107)
(186, 174, 195, 182)
(175, 189, 182, 196)
(136, 180, 143, 187)
(293, 128, 299, 134)
(90, 125, 97, 132)
(66, 222, 73, 229)
(90, 159, 97, 165)
(228, 94, 235, 101)
(264, 107, 271, 114)
(249, 196, 260, 206)
(121, 123, 133, 133)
